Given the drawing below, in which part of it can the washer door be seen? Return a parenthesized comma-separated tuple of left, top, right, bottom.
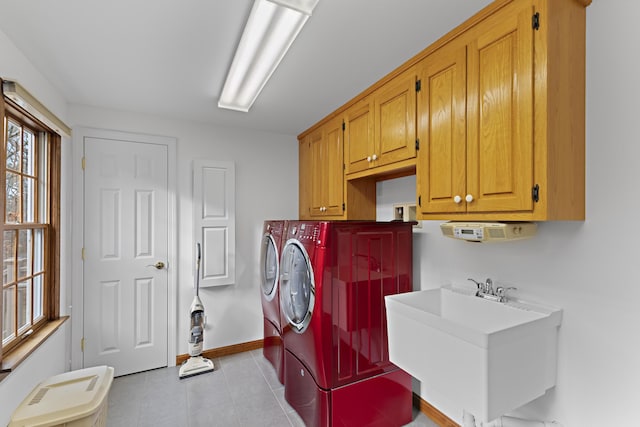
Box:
(260, 234, 279, 301)
(280, 239, 315, 333)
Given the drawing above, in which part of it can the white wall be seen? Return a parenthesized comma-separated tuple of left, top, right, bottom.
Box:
(0, 324, 69, 425)
(0, 27, 73, 427)
(1, 1, 636, 425)
(68, 105, 298, 356)
(376, 2, 640, 425)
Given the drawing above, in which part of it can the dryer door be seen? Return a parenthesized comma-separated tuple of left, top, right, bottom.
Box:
(280, 240, 315, 333)
(260, 234, 279, 301)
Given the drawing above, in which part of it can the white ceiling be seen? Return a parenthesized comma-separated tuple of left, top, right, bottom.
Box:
(0, 0, 492, 136)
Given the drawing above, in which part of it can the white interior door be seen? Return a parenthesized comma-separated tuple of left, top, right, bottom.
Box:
(83, 136, 168, 376)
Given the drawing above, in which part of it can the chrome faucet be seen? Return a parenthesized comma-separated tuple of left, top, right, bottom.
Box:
(468, 278, 516, 303)
(468, 277, 492, 296)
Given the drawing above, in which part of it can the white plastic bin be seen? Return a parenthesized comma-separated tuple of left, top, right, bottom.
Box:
(9, 365, 114, 427)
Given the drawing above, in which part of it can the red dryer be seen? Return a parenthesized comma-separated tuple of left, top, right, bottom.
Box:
(279, 221, 414, 427)
(260, 220, 287, 384)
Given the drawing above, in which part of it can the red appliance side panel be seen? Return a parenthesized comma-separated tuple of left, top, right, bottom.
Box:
(262, 317, 284, 385)
(332, 369, 413, 427)
(396, 227, 413, 294)
(285, 350, 330, 427)
(332, 224, 413, 387)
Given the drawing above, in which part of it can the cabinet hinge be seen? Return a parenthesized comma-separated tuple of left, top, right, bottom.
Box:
(80, 337, 85, 352)
(342, 121, 345, 131)
(532, 12, 540, 30)
(415, 139, 420, 150)
(342, 203, 346, 211)
(418, 195, 421, 207)
(532, 184, 540, 202)
(415, 79, 421, 92)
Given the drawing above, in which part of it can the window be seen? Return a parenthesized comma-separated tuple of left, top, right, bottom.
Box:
(1, 90, 61, 362)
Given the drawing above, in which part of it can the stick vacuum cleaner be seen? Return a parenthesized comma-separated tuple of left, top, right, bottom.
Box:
(179, 243, 215, 379)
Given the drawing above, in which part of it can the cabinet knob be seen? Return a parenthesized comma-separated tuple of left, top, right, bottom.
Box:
(372, 154, 378, 161)
(367, 156, 372, 162)
(453, 195, 462, 204)
(465, 194, 474, 203)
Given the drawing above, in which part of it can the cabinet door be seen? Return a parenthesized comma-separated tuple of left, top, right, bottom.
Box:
(323, 117, 345, 216)
(344, 98, 374, 174)
(309, 127, 325, 216)
(417, 45, 467, 214)
(310, 118, 344, 217)
(466, 3, 534, 213)
(299, 137, 312, 219)
(373, 68, 417, 168)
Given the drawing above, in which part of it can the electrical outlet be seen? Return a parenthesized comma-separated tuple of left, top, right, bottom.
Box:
(392, 203, 421, 228)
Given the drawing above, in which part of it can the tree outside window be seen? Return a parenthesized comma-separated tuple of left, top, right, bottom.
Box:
(2, 113, 52, 354)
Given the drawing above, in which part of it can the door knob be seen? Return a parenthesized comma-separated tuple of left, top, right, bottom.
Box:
(147, 261, 165, 270)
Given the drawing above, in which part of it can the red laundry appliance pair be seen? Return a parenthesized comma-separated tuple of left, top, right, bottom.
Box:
(260, 220, 287, 384)
(279, 221, 414, 427)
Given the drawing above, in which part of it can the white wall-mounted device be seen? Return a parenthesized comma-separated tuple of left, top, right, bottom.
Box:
(440, 221, 536, 242)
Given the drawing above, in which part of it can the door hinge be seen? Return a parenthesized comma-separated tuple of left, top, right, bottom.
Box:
(342, 121, 345, 131)
(532, 12, 540, 30)
(415, 139, 420, 150)
(81, 247, 85, 260)
(342, 203, 346, 211)
(80, 337, 85, 352)
(415, 79, 421, 92)
(81, 157, 86, 170)
(532, 184, 540, 202)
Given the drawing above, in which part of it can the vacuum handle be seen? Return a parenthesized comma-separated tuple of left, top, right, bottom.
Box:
(195, 243, 201, 295)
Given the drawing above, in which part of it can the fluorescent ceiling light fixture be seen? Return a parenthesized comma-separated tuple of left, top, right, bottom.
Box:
(218, 0, 319, 112)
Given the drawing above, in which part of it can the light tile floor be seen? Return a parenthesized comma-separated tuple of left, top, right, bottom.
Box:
(106, 349, 438, 427)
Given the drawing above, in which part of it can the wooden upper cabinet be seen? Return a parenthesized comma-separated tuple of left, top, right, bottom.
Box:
(465, 3, 534, 214)
(373, 67, 417, 168)
(298, 135, 313, 219)
(418, 2, 534, 216)
(345, 68, 417, 178)
(309, 116, 345, 218)
(417, 0, 586, 220)
(300, 116, 375, 220)
(300, 0, 587, 222)
(417, 44, 467, 215)
(344, 97, 374, 175)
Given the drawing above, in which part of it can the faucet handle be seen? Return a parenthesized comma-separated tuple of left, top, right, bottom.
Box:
(496, 286, 517, 302)
(468, 278, 482, 288)
(467, 278, 483, 295)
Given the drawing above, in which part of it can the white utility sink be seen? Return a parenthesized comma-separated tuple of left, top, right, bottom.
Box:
(385, 286, 562, 422)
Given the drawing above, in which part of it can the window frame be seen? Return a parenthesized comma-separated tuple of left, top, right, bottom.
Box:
(0, 90, 61, 366)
